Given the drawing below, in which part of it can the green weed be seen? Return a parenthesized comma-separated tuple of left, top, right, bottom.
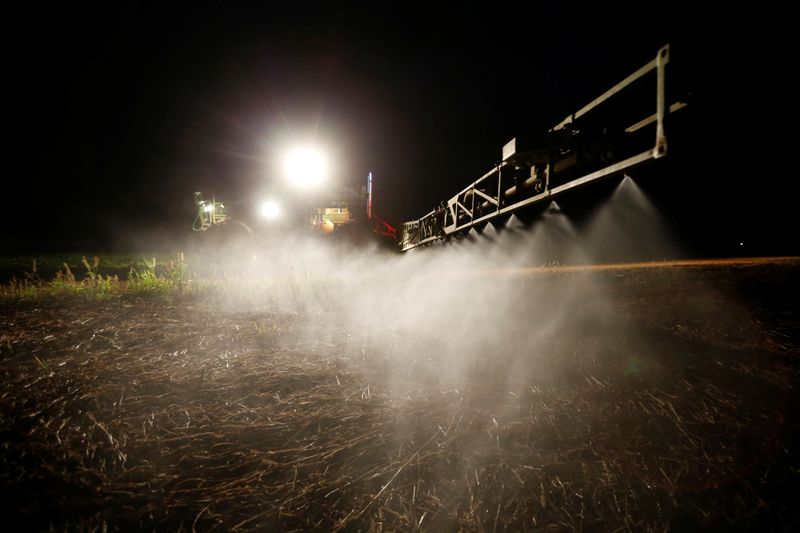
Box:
(127, 253, 189, 294)
(45, 258, 121, 299)
(1, 253, 192, 301)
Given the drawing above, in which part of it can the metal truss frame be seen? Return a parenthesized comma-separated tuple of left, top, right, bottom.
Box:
(401, 44, 677, 251)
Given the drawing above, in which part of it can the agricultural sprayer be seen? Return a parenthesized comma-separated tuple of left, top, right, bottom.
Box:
(194, 44, 683, 251)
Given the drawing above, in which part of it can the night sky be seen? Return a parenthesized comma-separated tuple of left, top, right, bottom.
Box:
(6, 2, 796, 255)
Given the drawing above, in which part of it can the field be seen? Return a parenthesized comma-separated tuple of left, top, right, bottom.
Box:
(1, 256, 799, 531)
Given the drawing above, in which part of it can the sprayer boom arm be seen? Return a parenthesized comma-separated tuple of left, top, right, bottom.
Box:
(400, 45, 683, 251)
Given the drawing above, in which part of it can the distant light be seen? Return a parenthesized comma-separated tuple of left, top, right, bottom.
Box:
(283, 147, 329, 189)
(203, 203, 214, 213)
(259, 199, 281, 219)
(739, 242, 744, 246)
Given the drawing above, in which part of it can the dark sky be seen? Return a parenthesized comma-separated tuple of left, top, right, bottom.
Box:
(5, 2, 796, 254)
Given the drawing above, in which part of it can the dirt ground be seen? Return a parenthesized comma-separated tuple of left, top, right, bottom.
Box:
(1, 259, 799, 531)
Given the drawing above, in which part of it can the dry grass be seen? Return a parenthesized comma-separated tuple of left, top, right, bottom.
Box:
(1, 262, 799, 531)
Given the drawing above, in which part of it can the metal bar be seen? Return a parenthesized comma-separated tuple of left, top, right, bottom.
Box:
(470, 184, 476, 221)
(549, 150, 653, 196)
(625, 101, 687, 133)
(454, 166, 499, 197)
(552, 50, 667, 131)
(443, 201, 457, 234)
(496, 165, 502, 213)
(415, 235, 442, 247)
(654, 44, 669, 158)
(473, 188, 499, 205)
(456, 201, 472, 219)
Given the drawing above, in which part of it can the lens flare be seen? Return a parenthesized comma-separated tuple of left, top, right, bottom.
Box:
(258, 199, 281, 219)
(282, 147, 329, 189)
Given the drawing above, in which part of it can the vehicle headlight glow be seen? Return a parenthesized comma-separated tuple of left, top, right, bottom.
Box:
(258, 199, 281, 220)
(282, 147, 329, 189)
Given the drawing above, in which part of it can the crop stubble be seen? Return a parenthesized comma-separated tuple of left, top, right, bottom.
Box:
(1, 262, 799, 531)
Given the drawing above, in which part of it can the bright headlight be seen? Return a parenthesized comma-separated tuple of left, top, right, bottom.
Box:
(282, 147, 328, 189)
(258, 199, 281, 219)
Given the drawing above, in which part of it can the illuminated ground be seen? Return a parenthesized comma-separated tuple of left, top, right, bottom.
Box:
(494, 256, 799, 273)
(1, 259, 798, 530)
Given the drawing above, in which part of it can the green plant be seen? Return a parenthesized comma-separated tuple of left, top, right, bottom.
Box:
(0, 277, 40, 300)
(48, 263, 78, 293)
(0, 251, 201, 301)
(80, 256, 121, 297)
(127, 253, 189, 294)
(41, 258, 119, 298)
(164, 252, 189, 289)
(128, 257, 170, 294)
